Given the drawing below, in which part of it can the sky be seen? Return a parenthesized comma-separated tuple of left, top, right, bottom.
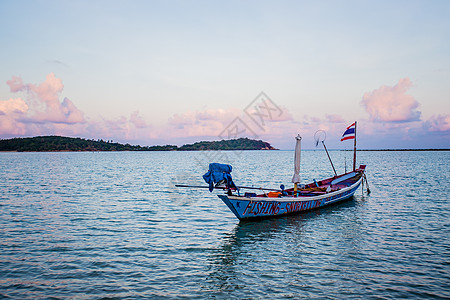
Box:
(0, 0, 449, 149)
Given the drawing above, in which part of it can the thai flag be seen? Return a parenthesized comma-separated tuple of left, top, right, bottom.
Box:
(341, 122, 356, 141)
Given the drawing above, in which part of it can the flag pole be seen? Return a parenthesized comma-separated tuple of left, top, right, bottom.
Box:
(353, 121, 357, 171)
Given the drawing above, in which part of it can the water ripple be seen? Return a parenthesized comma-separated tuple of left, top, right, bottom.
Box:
(0, 151, 449, 298)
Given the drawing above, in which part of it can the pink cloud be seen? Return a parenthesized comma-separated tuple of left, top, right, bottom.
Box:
(29, 73, 63, 103)
(0, 116, 27, 135)
(164, 107, 303, 147)
(0, 98, 29, 135)
(130, 111, 149, 128)
(1, 75, 342, 148)
(267, 105, 293, 122)
(0, 98, 28, 115)
(310, 116, 321, 123)
(25, 73, 85, 124)
(361, 78, 421, 123)
(27, 97, 85, 124)
(301, 114, 347, 128)
(168, 109, 240, 135)
(102, 116, 128, 134)
(0, 74, 158, 144)
(0, 73, 86, 139)
(83, 111, 159, 144)
(254, 101, 293, 122)
(326, 114, 345, 123)
(424, 114, 450, 132)
(3, 73, 445, 150)
(165, 106, 294, 144)
(2, 73, 85, 125)
(6, 76, 25, 92)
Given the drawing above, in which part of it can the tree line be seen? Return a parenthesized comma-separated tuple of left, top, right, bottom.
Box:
(0, 136, 276, 152)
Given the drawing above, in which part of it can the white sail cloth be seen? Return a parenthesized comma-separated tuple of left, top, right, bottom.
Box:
(292, 134, 302, 184)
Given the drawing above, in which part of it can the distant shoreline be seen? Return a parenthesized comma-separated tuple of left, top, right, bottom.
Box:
(0, 136, 448, 152)
(357, 149, 449, 151)
(308, 149, 449, 151)
(1, 149, 448, 153)
(0, 136, 278, 152)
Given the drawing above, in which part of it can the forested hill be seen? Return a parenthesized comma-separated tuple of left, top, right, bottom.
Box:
(0, 136, 277, 152)
(178, 138, 275, 151)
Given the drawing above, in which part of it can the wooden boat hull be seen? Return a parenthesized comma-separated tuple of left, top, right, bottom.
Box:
(218, 174, 363, 220)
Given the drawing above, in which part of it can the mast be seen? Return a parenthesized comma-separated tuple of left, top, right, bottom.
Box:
(353, 121, 357, 171)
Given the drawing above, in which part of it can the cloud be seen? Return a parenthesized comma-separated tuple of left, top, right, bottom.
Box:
(26, 97, 85, 124)
(25, 73, 85, 124)
(29, 73, 64, 104)
(361, 78, 421, 123)
(81, 111, 159, 145)
(168, 109, 240, 138)
(310, 116, 321, 123)
(326, 114, 345, 123)
(424, 114, 450, 132)
(47, 59, 69, 68)
(97, 115, 129, 139)
(2, 73, 444, 149)
(164, 107, 308, 148)
(0, 74, 348, 148)
(0, 98, 29, 135)
(301, 114, 347, 128)
(267, 105, 293, 122)
(6, 76, 26, 92)
(130, 111, 149, 128)
(0, 74, 160, 144)
(0, 98, 28, 115)
(3, 73, 85, 125)
(0, 73, 86, 139)
(165, 106, 295, 144)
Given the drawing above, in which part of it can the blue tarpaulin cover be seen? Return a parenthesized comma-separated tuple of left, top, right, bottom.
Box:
(202, 163, 236, 192)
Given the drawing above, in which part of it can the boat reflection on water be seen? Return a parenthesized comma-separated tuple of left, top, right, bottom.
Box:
(204, 196, 366, 297)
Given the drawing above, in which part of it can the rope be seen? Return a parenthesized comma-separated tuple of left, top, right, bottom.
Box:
(363, 174, 371, 194)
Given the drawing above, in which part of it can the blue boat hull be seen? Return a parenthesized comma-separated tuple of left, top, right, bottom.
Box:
(218, 175, 363, 220)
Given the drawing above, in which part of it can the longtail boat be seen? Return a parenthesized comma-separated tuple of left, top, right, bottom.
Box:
(177, 122, 369, 220)
(216, 165, 366, 220)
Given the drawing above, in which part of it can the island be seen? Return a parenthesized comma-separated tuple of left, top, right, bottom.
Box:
(0, 136, 277, 152)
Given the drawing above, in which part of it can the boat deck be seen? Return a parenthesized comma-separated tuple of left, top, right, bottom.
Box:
(243, 169, 364, 198)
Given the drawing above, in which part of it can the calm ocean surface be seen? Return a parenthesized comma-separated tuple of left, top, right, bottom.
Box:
(0, 150, 449, 299)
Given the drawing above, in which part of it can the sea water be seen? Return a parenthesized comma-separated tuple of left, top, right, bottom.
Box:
(0, 150, 449, 299)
